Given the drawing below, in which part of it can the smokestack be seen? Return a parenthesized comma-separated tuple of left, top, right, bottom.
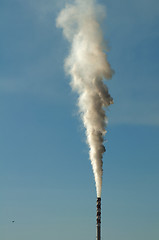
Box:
(96, 197, 101, 240)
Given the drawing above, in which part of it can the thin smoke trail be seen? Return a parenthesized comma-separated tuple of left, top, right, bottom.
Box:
(56, 0, 114, 197)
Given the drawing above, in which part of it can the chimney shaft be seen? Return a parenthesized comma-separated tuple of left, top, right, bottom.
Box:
(96, 197, 101, 240)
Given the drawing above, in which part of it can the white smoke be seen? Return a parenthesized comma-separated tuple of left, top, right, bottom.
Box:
(56, 0, 114, 197)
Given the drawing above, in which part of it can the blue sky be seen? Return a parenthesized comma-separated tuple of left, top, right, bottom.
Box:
(0, 0, 159, 240)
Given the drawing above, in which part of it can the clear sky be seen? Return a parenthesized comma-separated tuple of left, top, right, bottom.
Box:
(0, 0, 159, 240)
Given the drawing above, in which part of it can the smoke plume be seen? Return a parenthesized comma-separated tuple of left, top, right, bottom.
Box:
(56, 0, 114, 197)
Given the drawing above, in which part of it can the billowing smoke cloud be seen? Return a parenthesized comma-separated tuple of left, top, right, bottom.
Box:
(56, 0, 114, 197)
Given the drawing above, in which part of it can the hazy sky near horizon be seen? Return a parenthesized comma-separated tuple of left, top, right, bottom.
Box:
(0, 0, 159, 240)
